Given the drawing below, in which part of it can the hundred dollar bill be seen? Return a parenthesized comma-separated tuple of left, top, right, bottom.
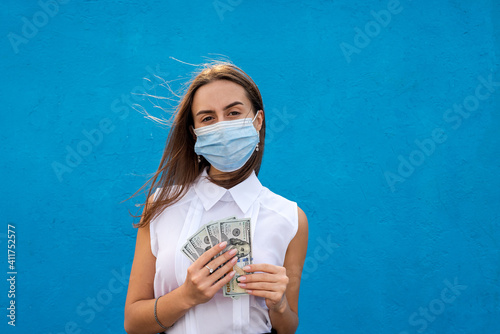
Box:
(205, 221, 221, 249)
(188, 224, 213, 258)
(181, 240, 199, 262)
(206, 216, 236, 248)
(219, 218, 253, 299)
(206, 217, 238, 275)
(182, 217, 237, 263)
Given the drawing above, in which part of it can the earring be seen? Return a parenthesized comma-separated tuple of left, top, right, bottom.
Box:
(197, 155, 201, 163)
(256, 143, 260, 152)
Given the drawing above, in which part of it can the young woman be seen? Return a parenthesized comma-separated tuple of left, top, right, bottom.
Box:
(124, 62, 308, 334)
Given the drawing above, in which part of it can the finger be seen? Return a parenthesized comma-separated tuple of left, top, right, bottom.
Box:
(237, 282, 276, 290)
(194, 241, 228, 269)
(236, 273, 277, 283)
(209, 255, 238, 283)
(245, 289, 278, 300)
(209, 268, 236, 293)
(206, 247, 238, 272)
(243, 263, 278, 273)
(201, 251, 238, 275)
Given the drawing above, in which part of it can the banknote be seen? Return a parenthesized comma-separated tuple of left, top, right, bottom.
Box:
(219, 218, 252, 299)
(181, 240, 199, 262)
(206, 216, 236, 248)
(207, 216, 238, 278)
(188, 225, 213, 257)
(181, 216, 237, 259)
(181, 216, 253, 299)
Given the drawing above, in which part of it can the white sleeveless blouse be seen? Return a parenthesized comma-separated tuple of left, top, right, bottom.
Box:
(150, 167, 298, 334)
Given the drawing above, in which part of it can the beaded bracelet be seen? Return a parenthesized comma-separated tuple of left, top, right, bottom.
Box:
(154, 295, 170, 330)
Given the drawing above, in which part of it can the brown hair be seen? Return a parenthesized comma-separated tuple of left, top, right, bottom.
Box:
(128, 62, 266, 228)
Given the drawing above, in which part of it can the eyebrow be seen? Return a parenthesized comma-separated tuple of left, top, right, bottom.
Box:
(195, 101, 244, 116)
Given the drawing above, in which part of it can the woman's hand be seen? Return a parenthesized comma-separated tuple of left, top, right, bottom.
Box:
(236, 263, 289, 312)
(181, 241, 238, 307)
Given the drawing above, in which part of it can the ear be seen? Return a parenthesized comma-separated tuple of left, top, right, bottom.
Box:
(254, 110, 264, 132)
(189, 125, 197, 141)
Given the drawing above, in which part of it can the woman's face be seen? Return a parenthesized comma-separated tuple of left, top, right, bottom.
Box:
(191, 79, 263, 131)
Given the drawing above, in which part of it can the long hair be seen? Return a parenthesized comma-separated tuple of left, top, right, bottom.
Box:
(129, 62, 266, 228)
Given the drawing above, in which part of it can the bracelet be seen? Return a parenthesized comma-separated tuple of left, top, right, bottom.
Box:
(154, 295, 170, 330)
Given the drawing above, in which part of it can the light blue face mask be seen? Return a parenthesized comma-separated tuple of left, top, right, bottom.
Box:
(193, 111, 260, 172)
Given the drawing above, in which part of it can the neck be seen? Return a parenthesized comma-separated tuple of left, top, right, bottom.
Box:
(208, 165, 232, 181)
(208, 166, 236, 189)
(208, 165, 225, 178)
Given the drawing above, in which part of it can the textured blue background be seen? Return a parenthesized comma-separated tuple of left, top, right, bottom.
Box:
(1, 0, 499, 333)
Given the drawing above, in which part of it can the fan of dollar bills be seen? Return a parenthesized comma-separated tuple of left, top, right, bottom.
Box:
(181, 216, 253, 299)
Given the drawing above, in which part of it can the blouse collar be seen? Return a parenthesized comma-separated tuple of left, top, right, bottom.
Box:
(194, 167, 263, 213)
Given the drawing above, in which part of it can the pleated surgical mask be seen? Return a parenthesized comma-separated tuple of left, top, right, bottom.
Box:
(193, 111, 260, 172)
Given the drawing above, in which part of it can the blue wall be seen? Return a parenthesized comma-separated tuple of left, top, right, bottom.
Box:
(1, 0, 499, 333)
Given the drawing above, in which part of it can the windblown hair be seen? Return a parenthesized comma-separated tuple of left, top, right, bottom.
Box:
(129, 62, 266, 228)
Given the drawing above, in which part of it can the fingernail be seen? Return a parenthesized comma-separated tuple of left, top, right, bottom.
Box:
(238, 283, 246, 287)
(243, 266, 250, 271)
(237, 276, 246, 281)
(229, 248, 237, 256)
(219, 241, 227, 249)
(231, 256, 238, 263)
(230, 271, 236, 277)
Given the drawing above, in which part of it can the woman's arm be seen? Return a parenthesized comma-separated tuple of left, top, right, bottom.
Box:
(124, 196, 239, 334)
(239, 206, 309, 333)
(124, 208, 193, 334)
(268, 206, 309, 334)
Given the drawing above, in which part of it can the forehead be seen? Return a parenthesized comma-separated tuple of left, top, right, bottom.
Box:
(192, 80, 249, 110)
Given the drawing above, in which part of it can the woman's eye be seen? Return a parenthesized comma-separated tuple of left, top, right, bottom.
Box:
(229, 111, 241, 116)
(201, 116, 214, 122)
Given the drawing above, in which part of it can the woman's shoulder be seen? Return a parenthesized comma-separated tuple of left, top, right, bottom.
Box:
(259, 186, 304, 245)
(260, 186, 296, 204)
(259, 186, 299, 220)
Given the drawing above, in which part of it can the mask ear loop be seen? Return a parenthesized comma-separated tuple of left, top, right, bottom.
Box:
(252, 110, 260, 123)
(252, 110, 261, 137)
(253, 110, 261, 151)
